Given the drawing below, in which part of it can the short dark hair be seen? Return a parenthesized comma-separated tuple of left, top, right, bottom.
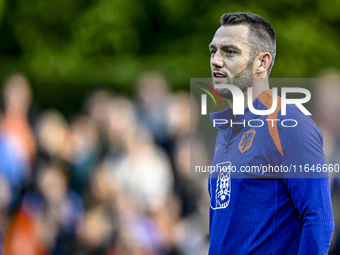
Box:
(220, 12, 276, 76)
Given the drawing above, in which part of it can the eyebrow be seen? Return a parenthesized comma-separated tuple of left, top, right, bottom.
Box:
(209, 44, 242, 52)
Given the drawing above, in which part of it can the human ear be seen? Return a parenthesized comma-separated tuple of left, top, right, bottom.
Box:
(256, 53, 272, 74)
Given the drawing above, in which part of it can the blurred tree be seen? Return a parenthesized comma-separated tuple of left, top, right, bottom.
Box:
(0, 0, 339, 113)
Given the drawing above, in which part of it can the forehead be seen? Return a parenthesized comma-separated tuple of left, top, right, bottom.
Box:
(210, 25, 251, 48)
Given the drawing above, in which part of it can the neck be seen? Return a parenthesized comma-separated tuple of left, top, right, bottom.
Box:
(227, 78, 270, 110)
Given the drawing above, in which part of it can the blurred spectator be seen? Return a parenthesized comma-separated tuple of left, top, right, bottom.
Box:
(111, 124, 174, 211)
(167, 92, 193, 139)
(135, 72, 173, 151)
(3, 192, 46, 255)
(2, 74, 36, 162)
(83, 89, 113, 136)
(68, 115, 100, 195)
(66, 205, 113, 255)
(34, 110, 72, 165)
(312, 69, 340, 254)
(0, 74, 36, 212)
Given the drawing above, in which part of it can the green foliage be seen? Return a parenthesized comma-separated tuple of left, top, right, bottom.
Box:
(0, 0, 339, 113)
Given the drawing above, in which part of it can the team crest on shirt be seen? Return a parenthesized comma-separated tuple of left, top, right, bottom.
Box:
(210, 161, 231, 210)
(238, 129, 256, 153)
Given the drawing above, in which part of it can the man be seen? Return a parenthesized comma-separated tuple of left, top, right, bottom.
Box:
(208, 12, 334, 254)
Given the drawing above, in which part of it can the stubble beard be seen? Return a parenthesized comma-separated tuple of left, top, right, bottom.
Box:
(214, 60, 254, 99)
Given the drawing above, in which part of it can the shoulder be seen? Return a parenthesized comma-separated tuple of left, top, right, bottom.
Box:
(263, 105, 323, 158)
(276, 105, 324, 159)
(278, 105, 322, 141)
(279, 105, 315, 123)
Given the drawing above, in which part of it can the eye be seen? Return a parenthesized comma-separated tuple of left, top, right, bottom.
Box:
(210, 49, 216, 55)
(226, 50, 236, 55)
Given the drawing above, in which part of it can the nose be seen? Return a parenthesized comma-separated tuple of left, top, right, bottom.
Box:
(211, 50, 224, 68)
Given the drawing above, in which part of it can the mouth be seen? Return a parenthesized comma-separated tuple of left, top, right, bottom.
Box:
(213, 72, 228, 84)
(213, 72, 227, 79)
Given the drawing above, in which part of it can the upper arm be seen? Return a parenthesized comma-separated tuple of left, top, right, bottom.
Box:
(277, 106, 333, 223)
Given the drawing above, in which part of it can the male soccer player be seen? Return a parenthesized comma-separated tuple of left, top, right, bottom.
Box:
(208, 12, 334, 254)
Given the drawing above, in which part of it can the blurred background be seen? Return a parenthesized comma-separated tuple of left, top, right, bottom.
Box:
(0, 0, 339, 254)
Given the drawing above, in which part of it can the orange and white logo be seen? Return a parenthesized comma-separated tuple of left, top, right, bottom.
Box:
(238, 129, 256, 153)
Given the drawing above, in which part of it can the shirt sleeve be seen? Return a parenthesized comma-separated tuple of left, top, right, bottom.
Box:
(277, 106, 335, 255)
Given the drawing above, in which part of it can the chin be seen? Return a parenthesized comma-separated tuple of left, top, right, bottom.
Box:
(213, 79, 230, 86)
(215, 88, 233, 100)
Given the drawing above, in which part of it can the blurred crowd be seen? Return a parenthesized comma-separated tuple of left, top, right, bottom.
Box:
(0, 71, 340, 255)
(0, 72, 209, 255)
(312, 70, 340, 254)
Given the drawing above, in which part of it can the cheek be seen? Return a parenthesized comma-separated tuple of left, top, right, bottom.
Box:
(227, 59, 248, 74)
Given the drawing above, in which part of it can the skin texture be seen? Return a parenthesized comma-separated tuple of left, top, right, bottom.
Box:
(209, 25, 272, 107)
